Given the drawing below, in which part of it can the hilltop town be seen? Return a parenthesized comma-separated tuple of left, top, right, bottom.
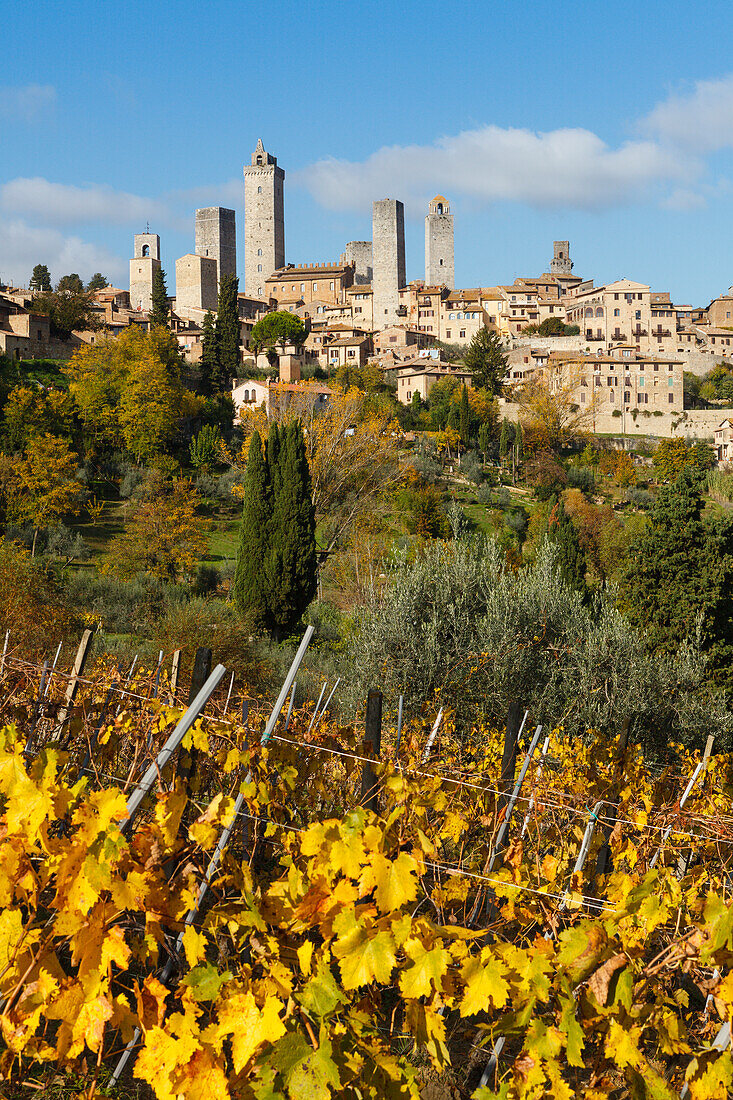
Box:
(4, 139, 733, 455)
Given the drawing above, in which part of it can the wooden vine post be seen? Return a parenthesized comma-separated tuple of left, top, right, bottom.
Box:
(175, 647, 212, 790)
(361, 689, 382, 814)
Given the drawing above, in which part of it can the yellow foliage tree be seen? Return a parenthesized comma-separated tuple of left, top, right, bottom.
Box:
(515, 366, 595, 451)
(103, 479, 208, 581)
(6, 433, 85, 555)
(0, 539, 70, 653)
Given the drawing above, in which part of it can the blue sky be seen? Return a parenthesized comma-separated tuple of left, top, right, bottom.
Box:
(3, 0, 733, 305)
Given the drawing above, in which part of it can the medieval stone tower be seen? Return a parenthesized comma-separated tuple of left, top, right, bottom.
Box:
(340, 241, 373, 285)
(195, 207, 236, 283)
(243, 139, 285, 298)
(550, 240, 573, 276)
(372, 199, 406, 328)
(129, 232, 161, 312)
(425, 195, 454, 287)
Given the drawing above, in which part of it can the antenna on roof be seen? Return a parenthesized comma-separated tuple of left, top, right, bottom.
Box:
(145, 221, 150, 233)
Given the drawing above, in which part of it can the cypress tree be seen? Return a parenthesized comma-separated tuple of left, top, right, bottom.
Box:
(214, 274, 240, 390)
(150, 266, 169, 326)
(268, 421, 317, 640)
(459, 384, 470, 446)
(447, 400, 460, 432)
(547, 495, 586, 592)
(200, 310, 217, 396)
(499, 418, 513, 460)
(233, 431, 272, 629)
(478, 421, 492, 462)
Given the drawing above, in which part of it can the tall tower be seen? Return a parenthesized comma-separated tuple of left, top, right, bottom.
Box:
(195, 207, 236, 283)
(425, 195, 454, 287)
(129, 232, 161, 312)
(550, 241, 573, 276)
(340, 241, 373, 285)
(243, 139, 285, 298)
(372, 199, 406, 328)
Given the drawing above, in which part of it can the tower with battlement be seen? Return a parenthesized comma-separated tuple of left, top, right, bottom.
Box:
(129, 232, 161, 312)
(372, 199, 406, 328)
(195, 207, 236, 284)
(243, 139, 285, 298)
(425, 195, 454, 288)
(550, 241, 573, 276)
(340, 241, 373, 285)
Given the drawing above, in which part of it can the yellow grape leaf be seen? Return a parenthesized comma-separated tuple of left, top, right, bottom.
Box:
(605, 1019, 642, 1069)
(332, 918, 396, 990)
(182, 925, 208, 968)
(135, 1025, 200, 1100)
(69, 993, 113, 1056)
(101, 925, 131, 973)
(297, 940, 314, 976)
(154, 786, 188, 847)
(361, 852, 419, 913)
(214, 990, 286, 1073)
(399, 938, 449, 999)
(189, 793, 234, 849)
(404, 999, 449, 1068)
(0, 907, 23, 978)
(459, 955, 509, 1016)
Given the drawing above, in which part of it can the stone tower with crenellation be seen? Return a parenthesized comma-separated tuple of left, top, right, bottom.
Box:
(243, 139, 285, 298)
(195, 207, 236, 284)
(129, 232, 161, 312)
(372, 199, 406, 328)
(425, 195, 454, 288)
(550, 241, 573, 276)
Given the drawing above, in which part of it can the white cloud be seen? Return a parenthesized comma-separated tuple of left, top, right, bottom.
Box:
(296, 125, 691, 214)
(661, 188, 707, 212)
(643, 74, 733, 153)
(170, 179, 242, 209)
(0, 177, 172, 228)
(0, 84, 56, 123)
(0, 218, 126, 287)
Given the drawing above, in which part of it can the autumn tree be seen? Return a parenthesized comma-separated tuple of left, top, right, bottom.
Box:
(462, 326, 508, 393)
(104, 479, 208, 582)
(458, 384, 470, 446)
(6, 433, 85, 555)
(0, 540, 70, 653)
(516, 366, 595, 451)
(68, 326, 193, 458)
(1, 385, 75, 454)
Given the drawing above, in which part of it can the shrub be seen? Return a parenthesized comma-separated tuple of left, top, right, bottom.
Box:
(567, 465, 595, 494)
(625, 487, 655, 510)
(153, 597, 260, 677)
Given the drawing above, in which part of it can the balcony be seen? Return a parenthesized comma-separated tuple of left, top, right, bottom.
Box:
(653, 328, 671, 337)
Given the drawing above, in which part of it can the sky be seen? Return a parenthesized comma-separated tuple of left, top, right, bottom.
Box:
(3, 0, 733, 305)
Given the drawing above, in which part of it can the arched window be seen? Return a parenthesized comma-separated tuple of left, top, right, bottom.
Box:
(595, 307, 604, 317)
(585, 307, 593, 317)
(257, 186, 262, 194)
(257, 264, 262, 272)
(142, 244, 149, 257)
(257, 248, 262, 256)
(436, 203, 443, 214)
(243, 390, 249, 402)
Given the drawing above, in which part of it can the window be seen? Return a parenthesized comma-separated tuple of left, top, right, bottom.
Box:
(446, 329, 451, 339)
(257, 186, 262, 193)
(355, 306, 362, 314)
(668, 377, 674, 387)
(142, 244, 149, 257)
(614, 308, 620, 317)
(330, 282, 334, 291)
(257, 248, 262, 256)
(609, 390, 615, 402)
(347, 349, 356, 358)
(300, 283, 305, 293)
(257, 264, 262, 272)
(668, 393, 674, 403)
(313, 283, 318, 291)
(580, 392, 585, 403)
(639, 376, 644, 387)
(460, 329, 466, 338)
(624, 391, 630, 403)
(635, 310, 641, 320)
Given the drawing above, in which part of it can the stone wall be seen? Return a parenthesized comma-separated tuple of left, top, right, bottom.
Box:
(195, 207, 236, 281)
(243, 161, 285, 297)
(372, 199, 405, 329)
(498, 399, 727, 442)
(425, 212, 454, 288)
(340, 241, 373, 285)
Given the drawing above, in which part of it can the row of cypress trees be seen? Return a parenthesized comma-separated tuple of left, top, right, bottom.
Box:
(201, 274, 240, 394)
(233, 421, 317, 640)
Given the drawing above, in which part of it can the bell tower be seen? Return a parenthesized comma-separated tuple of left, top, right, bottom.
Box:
(243, 139, 285, 298)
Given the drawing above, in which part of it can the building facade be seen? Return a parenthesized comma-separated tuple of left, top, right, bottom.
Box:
(425, 195, 454, 288)
(265, 262, 354, 308)
(243, 139, 285, 298)
(372, 199, 406, 329)
(175, 254, 218, 317)
(195, 207, 236, 282)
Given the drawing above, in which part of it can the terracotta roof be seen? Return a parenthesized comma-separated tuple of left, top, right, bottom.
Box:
(326, 335, 370, 347)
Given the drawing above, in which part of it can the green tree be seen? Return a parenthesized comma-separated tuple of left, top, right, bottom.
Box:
(462, 326, 508, 394)
(199, 310, 217, 396)
(459, 384, 470, 446)
(86, 272, 109, 292)
(214, 274, 240, 390)
(190, 424, 222, 471)
(56, 273, 84, 294)
(618, 467, 733, 693)
(499, 418, 513, 460)
(250, 310, 306, 353)
(233, 431, 273, 631)
(150, 266, 169, 326)
(547, 495, 586, 592)
(478, 421, 492, 463)
(29, 264, 51, 293)
(515, 419, 524, 463)
(32, 288, 101, 340)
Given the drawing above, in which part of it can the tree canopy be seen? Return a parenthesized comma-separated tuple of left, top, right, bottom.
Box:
(150, 267, 169, 326)
(250, 311, 306, 352)
(86, 273, 109, 292)
(29, 265, 51, 293)
(32, 288, 102, 341)
(214, 274, 240, 390)
(462, 326, 508, 393)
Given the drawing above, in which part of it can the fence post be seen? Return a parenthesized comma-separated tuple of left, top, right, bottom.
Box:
(170, 649, 181, 703)
(498, 702, 526, 808)
(361, 690, 382, 813)
(52, 629, 94, 741)
(175, 647, 212, 789)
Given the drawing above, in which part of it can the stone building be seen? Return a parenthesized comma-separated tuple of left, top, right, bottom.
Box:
(550, 240, 573, 276)
(425, 196, 454, 288)
(129, 232, 161, 312)
(372, 199, 406, 329)
(340, 241, 373, 285)
(195, 207, 236, 282)
(175, 254, 218, 318)
(706, 289, 733, 329)
(243, 139, 285, 298)
(265, 261, 354, 308)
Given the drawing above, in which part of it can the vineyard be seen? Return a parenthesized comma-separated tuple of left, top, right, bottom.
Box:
(1, 627, 733, 1100)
